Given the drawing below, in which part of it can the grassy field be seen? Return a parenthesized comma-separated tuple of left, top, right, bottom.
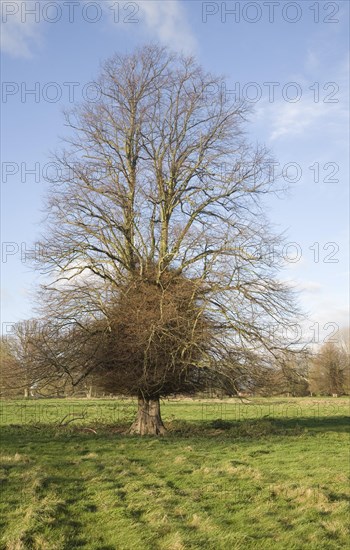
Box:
(0, 397, 349, 549)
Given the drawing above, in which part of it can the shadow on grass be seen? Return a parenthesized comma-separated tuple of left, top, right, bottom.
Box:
(0, 416, 349, 442)
(166, 415, 350, 438)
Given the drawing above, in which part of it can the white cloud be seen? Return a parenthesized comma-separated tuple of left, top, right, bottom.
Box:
(305, 48, 320, 72)
(136, 0, 197, 54)
(0, 1, 41, 58)
(1, 1, 198, 59)
(281, 276, 322, 296)
(267, 96, 347, 142)
(254, 51, 349, 143)
(299, 281, 323, 294)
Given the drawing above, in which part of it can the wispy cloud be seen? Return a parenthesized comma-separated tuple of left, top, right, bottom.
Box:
(254, 49, 349, 144)
(0, 0, 41, 58)
(268, 96, 347, 142)
(1, 1, 198, 58)
(299, 281, 323, 294)
(137, 0, 197, 54)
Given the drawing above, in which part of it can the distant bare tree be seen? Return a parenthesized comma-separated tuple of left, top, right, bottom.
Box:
(0, 336, 23, 398)
(34, 44, 302, 434)
(338, 328, 350, 393)
(1, 322, 37, 397)
(309, 341, 348, 396)
(0, 320, 50, 398)
(337, 327, 350, 355)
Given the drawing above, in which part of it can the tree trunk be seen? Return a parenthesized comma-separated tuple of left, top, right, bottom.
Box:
(129, 395, 166, 435)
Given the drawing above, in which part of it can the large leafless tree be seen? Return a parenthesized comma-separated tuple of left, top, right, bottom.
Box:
(35, 44, 301, 434)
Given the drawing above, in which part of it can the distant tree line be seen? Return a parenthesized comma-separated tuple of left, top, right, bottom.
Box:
(1, 321, 349, 399)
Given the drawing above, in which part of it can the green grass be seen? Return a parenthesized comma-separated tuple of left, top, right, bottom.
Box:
(0, 397, 349, 549)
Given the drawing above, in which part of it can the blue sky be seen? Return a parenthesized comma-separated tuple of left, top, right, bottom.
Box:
(1, 0, 349, 345)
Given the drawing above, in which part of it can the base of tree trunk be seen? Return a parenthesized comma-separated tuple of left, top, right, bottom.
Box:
(129, 395, 166, 435)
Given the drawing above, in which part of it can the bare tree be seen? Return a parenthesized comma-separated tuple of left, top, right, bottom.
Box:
(0, 321, 42, 398)
(310, 343, 344, 396)
(310, 340, 349, 396)
(34, 44, 302, 434)
(0, 320, 66, 398)
(337, 327, 350, 355)
(338, 328, 350, 393)
(0, 336, 23, 398)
